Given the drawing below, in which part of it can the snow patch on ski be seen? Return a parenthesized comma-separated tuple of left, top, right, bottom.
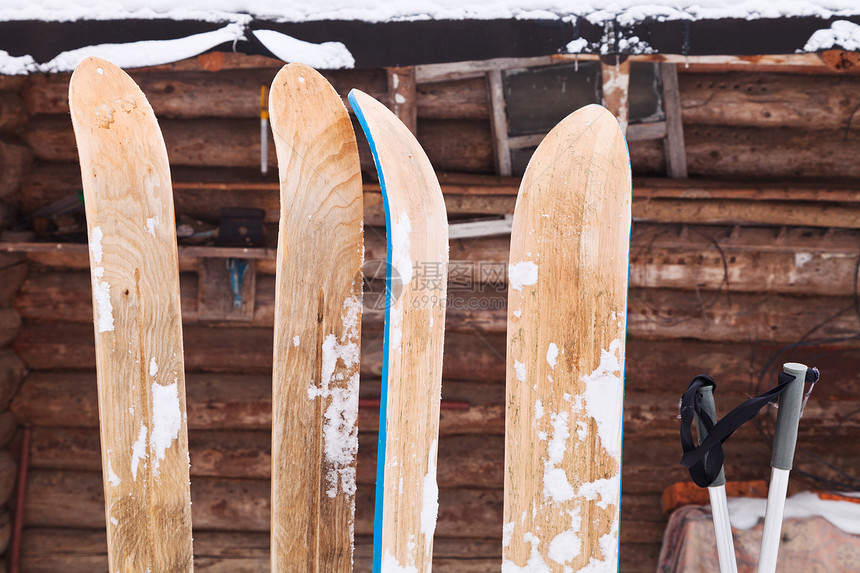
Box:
(578, 477, 619, 510)
(509, 261, 538, 291)
(149, 358, 158, 377)
(151, 380, 182, 476)
(420, 439, 439, 556)
(292, 335, 300, 347)
(131, 424, 147, 480)
(106, 453, 121, 487)
(145, 215, 159, 236)
(543, 411, 574, 503)
(391, 212, 413, 284)
(381, 550, 418, 573)
(578, 513, 619, 572)
(514, 360, 526, 382)
(307, 295, 361, 497)
(89, 226, 115, 332)
(548, 507, 583, 566)
(501, 532, 551, 572)
(503, 521, 515, 548)
(581, 338, 624, 464)
(546, 343, 558, 369)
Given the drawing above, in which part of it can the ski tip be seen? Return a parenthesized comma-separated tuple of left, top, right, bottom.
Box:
(347, 88, 370, 115)
(69, 57, 122, 89)
(269, 63, 347, 121)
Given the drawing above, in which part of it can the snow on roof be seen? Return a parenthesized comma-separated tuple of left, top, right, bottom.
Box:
(1, 1, 859, 74)
(2, 0, 860, 26)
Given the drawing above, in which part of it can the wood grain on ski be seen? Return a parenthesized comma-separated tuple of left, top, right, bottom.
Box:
(503, 104, 631, 571)
(348, 89, 448, 573)
(69, 57, 193, 571)
(269, 64, 363, 572)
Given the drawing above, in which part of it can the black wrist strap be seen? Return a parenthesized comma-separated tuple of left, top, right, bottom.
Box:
(679, 368, 819, 488)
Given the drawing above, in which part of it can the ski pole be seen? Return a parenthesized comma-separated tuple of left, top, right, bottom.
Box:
(757, 362, 807, 573)
(695, 384, 738, 573)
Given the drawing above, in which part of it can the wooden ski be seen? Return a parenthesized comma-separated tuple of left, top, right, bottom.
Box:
(503, 104, 632, 572)
(269, 64, 364, 571)
(348, 89, 448, 572)
(69, 57, 193, 571)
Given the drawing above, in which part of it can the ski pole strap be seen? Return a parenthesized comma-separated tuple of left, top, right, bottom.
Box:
(679, 369, 819, 487)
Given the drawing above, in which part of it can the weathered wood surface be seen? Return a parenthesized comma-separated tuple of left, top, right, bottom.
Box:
(69, 57, 193, 571)
(268, 64, 364, 572)
(679, 72, 860, 129)
(504, 105, 631, 571)
(351, 88, 449, 571)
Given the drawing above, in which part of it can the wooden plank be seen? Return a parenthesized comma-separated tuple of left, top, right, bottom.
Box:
(350, 88, 449, 571)
(627, 121, 667, 141)
(504, 105, 631, 570)
(387, 67, 418, 134)
(268, 64, 364, 571)
(69, 57, 192, 572)
(660, 63, 688, 178)
(487, 69, 512, 176)
(602, 58, 631, 133)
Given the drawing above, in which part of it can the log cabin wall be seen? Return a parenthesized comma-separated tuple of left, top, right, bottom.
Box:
(2, 53, 860, 571)
(0, 73, 31, 572)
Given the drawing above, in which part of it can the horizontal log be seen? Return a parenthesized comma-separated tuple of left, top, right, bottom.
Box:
(14, 371, 504, 434)
(13, 341, 859, 441)
(684, 125, 860, 178)
(12, 319, 508, 380)
(19, 528, 504, 573)
(679, 72, 860, 130)
(23, 69, 487, 121)
(22, 115, 494, 174)
(25, 111, 860, 178)
(0, 139, 32, 199)
(634, 198, 860, 228)
(22, 68, 387, 118)
(24, 469, 505, 537)
(14, 321, 860, 397)
(31, 425, 853, 500)
(23, 468, 666, 545)
(29, 427, 503, 488)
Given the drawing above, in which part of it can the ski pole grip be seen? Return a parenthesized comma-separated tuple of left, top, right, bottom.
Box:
(771, 362, 807, 470)
(695, 384, 726, 487)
